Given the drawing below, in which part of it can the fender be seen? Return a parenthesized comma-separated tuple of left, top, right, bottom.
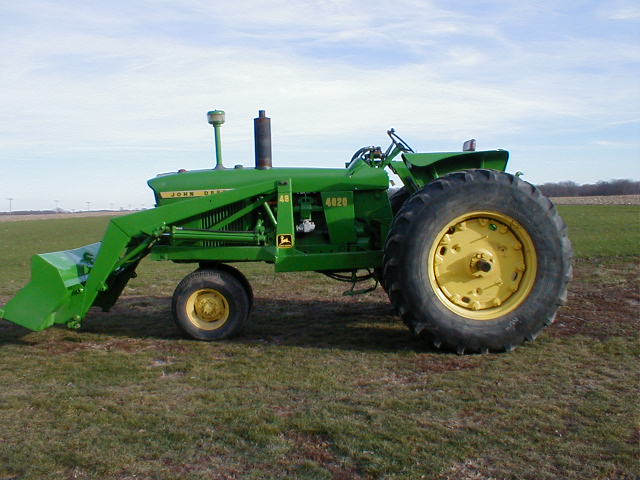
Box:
(391, 149, 509, 192)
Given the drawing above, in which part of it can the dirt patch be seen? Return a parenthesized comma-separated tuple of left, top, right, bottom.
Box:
(412, 355, 482, 373)
(26, 336, 167, 355)
(158, 433, 366, 480)
(627, 427, 640, 446)
(551, 195, 640, 205)
(158, 456, 252, 479)
(367, 355, 485, 389)
(551, 261, 640, 340)
(283, 432, 368, 480)
(439, 458, 497, 480)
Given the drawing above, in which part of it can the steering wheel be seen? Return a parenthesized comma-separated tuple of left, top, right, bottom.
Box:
(387, 128, 414, 153)
(348, 146, 382, 167)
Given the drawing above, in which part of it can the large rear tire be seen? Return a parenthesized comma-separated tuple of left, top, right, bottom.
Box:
(389, 186, 410, 214)
(377, 187, 413, 291)
(172, 268, 251, 341)
(383, 169, 572, 353)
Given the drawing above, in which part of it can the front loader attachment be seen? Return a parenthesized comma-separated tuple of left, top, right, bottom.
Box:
(0, 211, 160, 332)
(0, 181, 277, 333)
(0, 243, 101, 330)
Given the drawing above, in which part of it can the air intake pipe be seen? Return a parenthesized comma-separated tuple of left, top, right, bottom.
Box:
(254, 110, 272, 169)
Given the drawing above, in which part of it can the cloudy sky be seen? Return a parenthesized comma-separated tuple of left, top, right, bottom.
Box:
(1, 0, 638, 211)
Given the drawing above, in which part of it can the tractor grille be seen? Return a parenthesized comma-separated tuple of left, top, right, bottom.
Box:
(200, 202, 246, 247)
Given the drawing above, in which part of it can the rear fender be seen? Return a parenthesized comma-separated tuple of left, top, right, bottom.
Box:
(392, 150, 509, 192)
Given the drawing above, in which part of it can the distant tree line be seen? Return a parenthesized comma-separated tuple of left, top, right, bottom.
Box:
(537, 179, 640, 197)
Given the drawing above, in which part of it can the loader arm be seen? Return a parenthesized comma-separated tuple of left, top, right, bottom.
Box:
(0, 181, 276, 331)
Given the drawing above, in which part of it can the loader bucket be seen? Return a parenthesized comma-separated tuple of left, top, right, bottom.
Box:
(0, 243, 101, 331)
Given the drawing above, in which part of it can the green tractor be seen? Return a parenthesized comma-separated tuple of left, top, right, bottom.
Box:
(0, 110, 571, 353)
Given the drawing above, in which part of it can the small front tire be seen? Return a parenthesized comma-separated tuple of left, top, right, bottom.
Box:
(172, 268, 251, 341)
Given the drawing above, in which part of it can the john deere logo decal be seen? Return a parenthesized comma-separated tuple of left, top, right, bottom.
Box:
(159, 188, 231, 199)
(277, 234, 293, 248)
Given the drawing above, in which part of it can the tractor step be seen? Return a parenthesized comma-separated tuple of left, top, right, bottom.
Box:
(0, 243, 101, 331)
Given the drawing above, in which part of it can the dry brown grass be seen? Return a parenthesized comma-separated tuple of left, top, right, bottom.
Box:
(0, 211, 131, 223)
(551, 194, 640, 205)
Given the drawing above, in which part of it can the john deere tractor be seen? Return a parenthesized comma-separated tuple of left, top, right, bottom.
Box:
(0, 110, 571, 353)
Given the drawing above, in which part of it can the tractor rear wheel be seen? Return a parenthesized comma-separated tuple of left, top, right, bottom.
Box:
(383, 169, 572, 353)
(377, 187, 413, 291)
(389, 186, 410, 214)
(172, 268, 251, 340)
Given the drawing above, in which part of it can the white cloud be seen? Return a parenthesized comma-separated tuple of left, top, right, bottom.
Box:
(0, 0, 638, 209)
(598, 1, 640, 20)
(595, 140, 638, 147)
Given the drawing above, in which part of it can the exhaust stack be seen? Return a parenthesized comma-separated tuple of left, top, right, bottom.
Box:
(254, 110, 272, 169)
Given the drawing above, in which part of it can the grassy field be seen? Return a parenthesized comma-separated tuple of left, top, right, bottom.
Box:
(0, 205, 638, 480)
(557, 205, 640, 257)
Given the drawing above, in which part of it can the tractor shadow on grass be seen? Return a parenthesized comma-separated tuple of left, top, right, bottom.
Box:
(0, 295, 435, 353)
(242, 296, 430, 353)
(0, 321, 34, 347)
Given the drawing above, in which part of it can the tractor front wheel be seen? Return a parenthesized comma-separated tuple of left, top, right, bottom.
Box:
(383, 169, 572, 353)
(172, 268, 251, 341)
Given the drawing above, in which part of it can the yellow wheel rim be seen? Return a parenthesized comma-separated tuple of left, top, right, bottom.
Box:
(427, 211, 537, 320)
(185, 289, 230, 330)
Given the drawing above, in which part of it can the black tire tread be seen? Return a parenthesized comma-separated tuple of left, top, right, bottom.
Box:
(383, 169, 572, 353)
(199, 262, 254, 312)
(172, 268, 251, 341)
